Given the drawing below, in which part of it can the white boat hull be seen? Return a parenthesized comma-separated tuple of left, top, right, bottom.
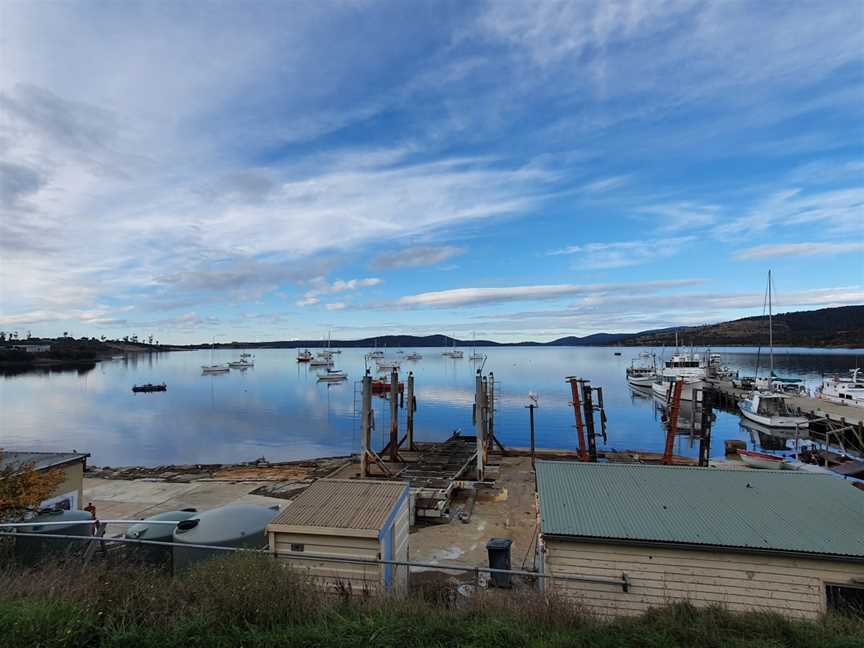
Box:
(627, 374, 656, 388)
(817, 393, 864, 408)
(651, 380, 704, 402)
(738, 404, 809, 429)
(738, 452, 789, 470)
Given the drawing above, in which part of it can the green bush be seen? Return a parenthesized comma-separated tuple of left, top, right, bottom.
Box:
(0, 555, 861, 647)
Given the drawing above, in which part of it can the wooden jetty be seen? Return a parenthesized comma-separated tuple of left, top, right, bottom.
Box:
(708, 379, 864, 455)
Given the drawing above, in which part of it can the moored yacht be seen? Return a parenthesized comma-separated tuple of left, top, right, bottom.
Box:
(405, 351, 422, 360)
(738, 392, 809, 429)
(317, 368, 347, 382)
(817, 369, 864, 408)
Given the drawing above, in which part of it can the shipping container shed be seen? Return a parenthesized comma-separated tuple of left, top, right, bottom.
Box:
(267, 479, 410, 595)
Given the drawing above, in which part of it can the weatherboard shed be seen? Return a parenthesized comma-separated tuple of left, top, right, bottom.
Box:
(536, 461, 864, 619)
(267, 479, 410, 594)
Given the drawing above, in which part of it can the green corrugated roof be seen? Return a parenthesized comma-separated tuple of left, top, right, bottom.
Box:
(536, 461, 864, 559)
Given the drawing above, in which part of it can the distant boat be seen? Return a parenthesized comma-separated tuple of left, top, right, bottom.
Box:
(442, 334, 463, 358)
(317, 368, 347, 382)
(309, 357, 332, 368)
(614, 351, 622, 356)
(817, 369, 864, 408)
(468, 332, 485, 361)
(132, 383, 167, 393)
(737, 449, 789, 470)
(376, 359, 400, 370)
(297, 349, 313, 363)
(228, 357, 254, 369)
(405, 352, 422, 361)
(202, 339, 229, 374)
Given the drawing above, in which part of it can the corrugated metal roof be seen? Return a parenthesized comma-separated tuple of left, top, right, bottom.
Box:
(270, 479, 408, 531)
(536, 461, 864, 559)
(0, 451, 89, 472)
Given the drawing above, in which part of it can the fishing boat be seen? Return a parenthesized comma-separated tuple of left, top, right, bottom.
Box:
(297, 349, 313, 362)
(650, 349, 706, 402)
(737, 449, 789, 470)
(405, 351, 422, 361)
(817, 369, 864, 408)
(132, 383, 167, 393)
(202, 339, 230, 374)
(738, 392, 809, 429)
(317, 368, 347, 382)
(626, 352, 657, 388)
(707, 353, 737, 381)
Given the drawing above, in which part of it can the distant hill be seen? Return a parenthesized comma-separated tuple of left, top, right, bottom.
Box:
(182, 305, 863, 350)
(620, 305, 864, 348)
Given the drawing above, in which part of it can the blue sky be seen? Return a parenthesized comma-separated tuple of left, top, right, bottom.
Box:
(1, 1, 862, 343)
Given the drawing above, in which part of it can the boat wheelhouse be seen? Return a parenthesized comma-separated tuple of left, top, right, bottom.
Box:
(817, 369, 864, 408)
(738, 392, 809, 429)
(650, 351, 706, 402)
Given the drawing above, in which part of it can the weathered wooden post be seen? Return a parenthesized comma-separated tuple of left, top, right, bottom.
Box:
(407, 371, 415, 451)
(566, 377, 588, 462)
(488, 372, 495, 440)
(482, 376, 490, 466)
(361, 370, 372, 477)
(389, 368, 399, 462)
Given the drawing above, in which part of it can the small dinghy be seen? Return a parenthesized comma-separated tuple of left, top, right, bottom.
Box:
(132, 383, 167, 393)
(737, 449, 789, 470)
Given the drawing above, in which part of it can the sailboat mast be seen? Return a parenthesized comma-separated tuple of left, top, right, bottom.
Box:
(768, 270, 773, 379)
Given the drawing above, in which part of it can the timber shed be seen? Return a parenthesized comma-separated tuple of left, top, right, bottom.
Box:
(267, 479, 410, 594)
(0, 451, 90, 511)
(536, 461, 864, 619)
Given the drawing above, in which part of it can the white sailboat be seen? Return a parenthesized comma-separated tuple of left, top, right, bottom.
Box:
(368, 338, 385, 359)
(468, 332, 485, 361)
(817, 369, 864, 407)
(737, 271, 809, 430)
(201, 339, 230, 374)
(405, 351, 423, 360)
(442, 334, 463, 358)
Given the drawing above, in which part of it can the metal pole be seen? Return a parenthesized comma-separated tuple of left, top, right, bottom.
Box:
(361, 370, 372, 477)
(488, 372, 495, 440)
(389, 368, 399, 461)
(407, 371, 415, 451)
(527, 403, 536, 468)
(475, 370, 485, 480)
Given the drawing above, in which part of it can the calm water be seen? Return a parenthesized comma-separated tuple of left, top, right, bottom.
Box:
(1, 347, 862, 467)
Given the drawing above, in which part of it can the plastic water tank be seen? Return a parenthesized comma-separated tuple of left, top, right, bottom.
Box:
(14, 509, 93, 565)
(124, 509, 198, 565)
(172, 504, 279, 571)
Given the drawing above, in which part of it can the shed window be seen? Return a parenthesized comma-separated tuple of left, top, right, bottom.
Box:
(826, 584, 864, 616)
(290, 544, 304, 552)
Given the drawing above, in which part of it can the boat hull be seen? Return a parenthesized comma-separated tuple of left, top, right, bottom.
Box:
(817, 393, 864, 408)
(627, 374, 656, 388)
(737, 450, 788, 470)
(651, 380, 704, 402)
(738, 402, 809, 429)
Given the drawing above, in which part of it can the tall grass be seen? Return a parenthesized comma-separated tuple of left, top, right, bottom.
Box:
(0, 554, 861, 647)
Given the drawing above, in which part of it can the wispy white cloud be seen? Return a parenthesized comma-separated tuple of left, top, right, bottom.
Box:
(548, 236, 695, 269)
(370, 245, 466, 269)
(394, 279, 703, 309)
(734, 242, 864, 260)
(296, 277, 382, 307)
(638, 202, 720, 232)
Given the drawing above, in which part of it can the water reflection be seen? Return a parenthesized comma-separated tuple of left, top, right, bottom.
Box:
(0, 346, 860, 467)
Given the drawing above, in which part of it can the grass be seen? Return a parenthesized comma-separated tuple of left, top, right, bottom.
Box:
(1, 554, 861, 647)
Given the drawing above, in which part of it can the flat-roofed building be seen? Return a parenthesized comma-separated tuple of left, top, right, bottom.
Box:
(267, 479, 410, 595)
(0, 451, 90, 510)
(536, 461, 864, 619)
